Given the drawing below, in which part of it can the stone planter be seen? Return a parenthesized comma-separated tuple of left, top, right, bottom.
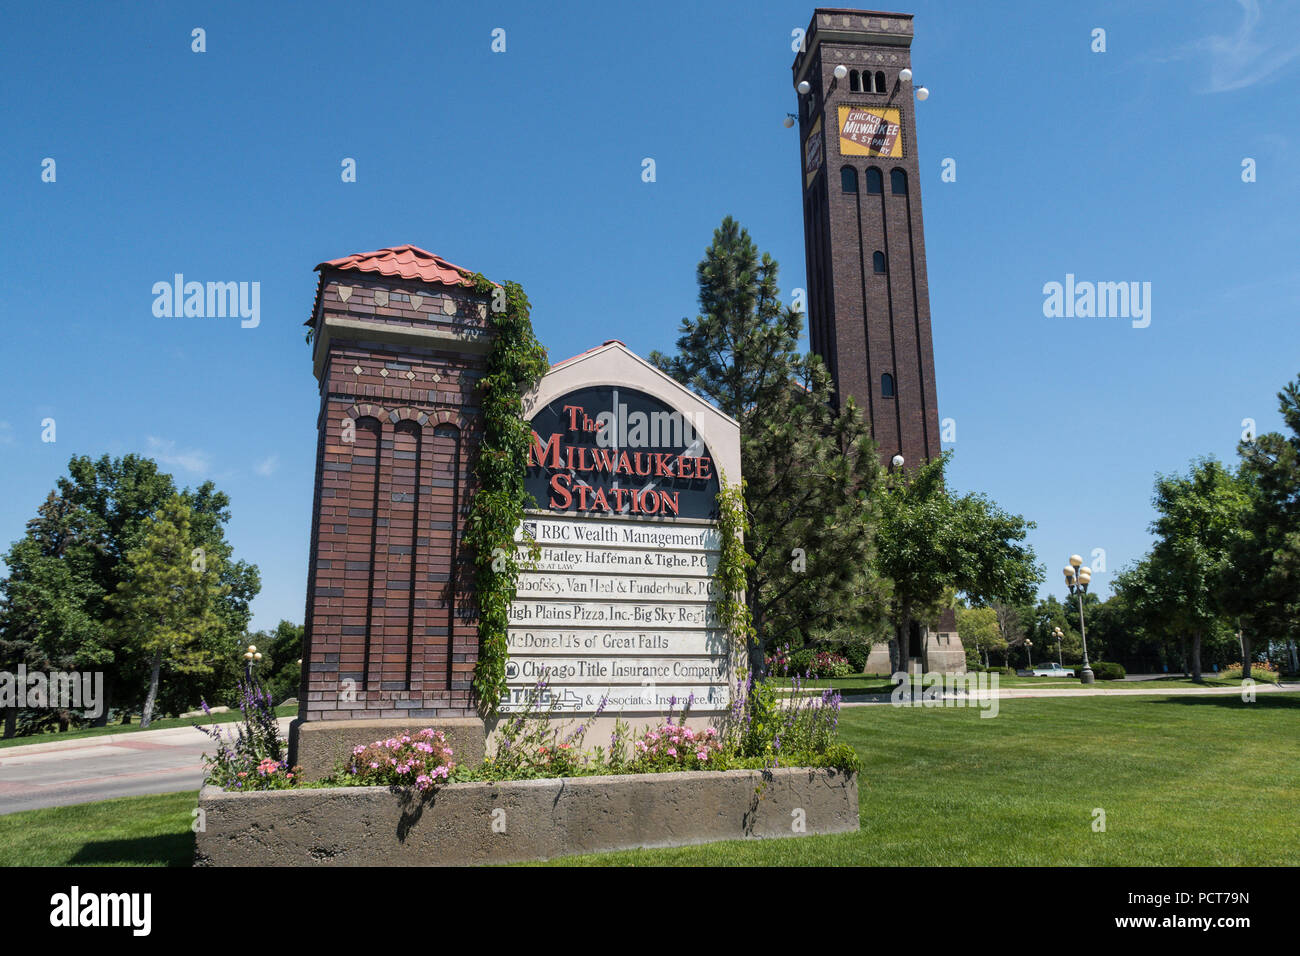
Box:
(194, 766, 858, 866)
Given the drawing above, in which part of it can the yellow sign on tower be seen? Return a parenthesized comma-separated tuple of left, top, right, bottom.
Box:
(837, 106, 903, 158)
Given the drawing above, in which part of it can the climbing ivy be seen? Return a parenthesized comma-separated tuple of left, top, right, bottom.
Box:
(460, 272, 549, 713)
(714, 474, 756, 670)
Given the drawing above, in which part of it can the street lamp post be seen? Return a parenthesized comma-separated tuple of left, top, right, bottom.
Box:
(1063, 555, 1094, 684)
(1025, 639, 1033, 669)
(243, 644, 262, 682)
(1052, 626, 1064, 667)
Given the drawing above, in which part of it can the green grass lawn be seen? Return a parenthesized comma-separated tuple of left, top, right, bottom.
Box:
(0, 704, 298, 750)
(0, 792, 197, 866)
(3, 693, 1296, 867)
(543, 692, 1300, 866)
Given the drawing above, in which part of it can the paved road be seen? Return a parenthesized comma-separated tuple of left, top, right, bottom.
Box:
(0, 718, 293, 815)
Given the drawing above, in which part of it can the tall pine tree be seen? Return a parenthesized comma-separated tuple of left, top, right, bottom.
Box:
(651, 217, 886, 676)
(1234, 375, 1300, 673)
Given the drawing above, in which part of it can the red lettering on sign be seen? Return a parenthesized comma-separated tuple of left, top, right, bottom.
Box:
(549, 472, 573, 509)
(530, 431, 563, 468)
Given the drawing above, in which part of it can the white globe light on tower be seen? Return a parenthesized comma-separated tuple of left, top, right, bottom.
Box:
(797, 80, 811, 94)
(916, 86, 929, 101)
(833, 64, 847, 79)
(899, 68, 912, 82)
(783, 115, 795, 128)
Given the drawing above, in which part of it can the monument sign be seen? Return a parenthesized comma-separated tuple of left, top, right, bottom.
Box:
(291, 252, 740, 775)
(506, 342, 740, 716)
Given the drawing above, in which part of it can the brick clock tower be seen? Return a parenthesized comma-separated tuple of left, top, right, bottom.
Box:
(793, 9, 963, 672)
(289, 245, 494, 775)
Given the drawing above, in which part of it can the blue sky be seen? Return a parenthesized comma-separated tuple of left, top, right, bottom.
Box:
(2, 0, 1298, 631)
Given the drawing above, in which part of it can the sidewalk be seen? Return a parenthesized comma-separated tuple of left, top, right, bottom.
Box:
(0, 718, 294, 815)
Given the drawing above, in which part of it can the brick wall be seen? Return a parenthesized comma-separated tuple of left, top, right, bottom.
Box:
(795, 10, 942, 469)
(299, 271, 492, 721)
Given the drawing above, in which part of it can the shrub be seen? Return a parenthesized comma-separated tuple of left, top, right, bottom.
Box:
(477, 677, 604, 780)
(1220, 661, 1279, 683)
(837, 643, 870, 673)
(727, 671, 844, 766)
(766, 644, 852, 679)
(197, 677, 298, 791)
(729, 672, 782, 758)
(1087, 661, 1126, 681)
(629, 719, 724, 772)
(812, 651, 853, 678)
(341, 729, 456, 791)
(789, 647, 815, 676)
(765, 647, 793, 675)
(812, 742, 861, 774)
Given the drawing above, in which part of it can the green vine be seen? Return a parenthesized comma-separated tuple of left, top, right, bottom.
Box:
(460, 272, 549, 714)
(714, 474, 755, 665)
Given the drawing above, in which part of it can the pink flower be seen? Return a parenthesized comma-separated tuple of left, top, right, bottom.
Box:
(667, 747, 677, 757)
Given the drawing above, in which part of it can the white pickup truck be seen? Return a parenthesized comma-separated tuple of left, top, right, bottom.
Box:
(1030, 663, 1075, 677)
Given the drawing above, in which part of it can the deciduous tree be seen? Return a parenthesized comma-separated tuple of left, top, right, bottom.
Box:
(110, 495, 227, 728)
(875, 453, 1041, 673)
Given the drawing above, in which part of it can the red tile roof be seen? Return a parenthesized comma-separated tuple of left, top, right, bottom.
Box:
(308, 244, 484, 326)
(316, 244, 477, 286)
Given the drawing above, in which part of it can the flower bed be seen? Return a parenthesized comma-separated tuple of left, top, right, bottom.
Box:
(192, 672, 860, 865)
(193, 765, 858, 866)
